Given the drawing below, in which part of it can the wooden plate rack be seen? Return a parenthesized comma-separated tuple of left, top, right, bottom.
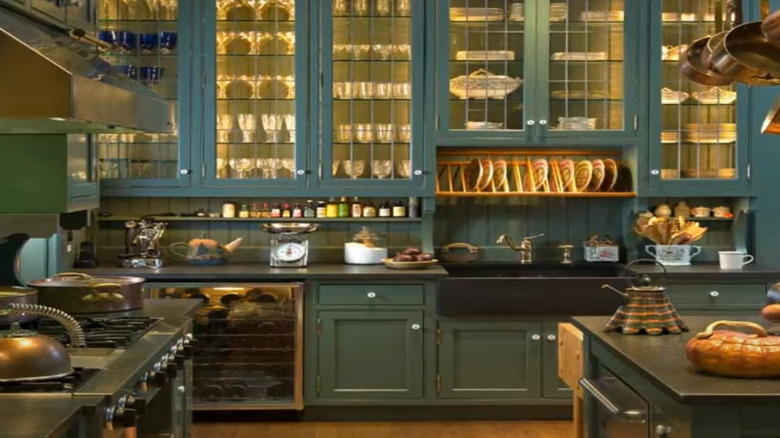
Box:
(436, 149, 636, 198)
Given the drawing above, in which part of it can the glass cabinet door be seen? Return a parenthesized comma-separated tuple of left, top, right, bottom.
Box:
(539, 0, 637, 138)
(436, 0, 529, 142)
(97, 0, 192, 188)
(68, 134, 99, 199)
(648, 0, 748, 189)
(204, 0, 307, 188)
(320, 0, 425, 187)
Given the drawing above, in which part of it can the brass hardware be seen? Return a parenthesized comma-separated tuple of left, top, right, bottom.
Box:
(436, 375, 441, 392)
(316, 318, 322, 335)
(316, 375, 321, 394)
(436, 327, 441, 345)
(497, 234, 544, 264)
(633, 114, 638, 131)
(558, 244, 573, 264)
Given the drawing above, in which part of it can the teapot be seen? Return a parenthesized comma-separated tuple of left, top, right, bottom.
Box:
(169, 235, 243, 265)
(601, 259, 688, 335)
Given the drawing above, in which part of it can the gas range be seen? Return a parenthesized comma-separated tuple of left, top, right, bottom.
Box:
(0, 368, 99, 394)
(34, 316, 162, 349)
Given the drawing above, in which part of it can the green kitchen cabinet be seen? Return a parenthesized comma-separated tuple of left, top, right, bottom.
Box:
(316, 310, 425, 400)
(643, 0, 755, 196)
(437, 320, 541, 400)
(541, 320, 571, 399)
(435, 0, 642, 146)
(0, 134, 99, 213)
(665, 283, 766, 313)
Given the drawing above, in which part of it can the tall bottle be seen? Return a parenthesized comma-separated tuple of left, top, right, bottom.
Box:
(260, 202, 272, 218)
(337, 196, 350, 218)
(316, 200, 327, 218)
(326, 197, 339, 218)
(351, 197, 363, 218)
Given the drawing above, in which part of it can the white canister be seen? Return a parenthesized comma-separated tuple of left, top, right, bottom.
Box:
(344, 242, 388, 265)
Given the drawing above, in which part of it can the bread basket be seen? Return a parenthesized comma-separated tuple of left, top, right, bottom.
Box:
(449, 68, 522, 100)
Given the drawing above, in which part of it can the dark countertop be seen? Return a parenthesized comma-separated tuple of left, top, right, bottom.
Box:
(573, 314, 780, 405)
(78, 262, 448, 281)
(628, 263, 780, 282)
(0, 396, 104, 438)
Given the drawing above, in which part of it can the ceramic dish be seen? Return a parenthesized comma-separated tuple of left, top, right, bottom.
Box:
(603, 158, 618, 191)
(590, 159, 605, 191)
(661, 87, 689, 104)
(559, 159, 576, 191)
(465, 121, 504, 130)
(691, 87, 737, 105)
(456, 50, 515, 61)
(492, 159, 508, 192)
(574, 160, 593, 192)
(450, 69, 523, 100)
(464, 158, 482, 192)
(478, 158, 494, 191)
(382, 258, 439, 270)
(551, 52, 607, 61)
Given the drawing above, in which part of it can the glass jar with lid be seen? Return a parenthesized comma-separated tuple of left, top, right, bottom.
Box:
(344, 226, 388, 265)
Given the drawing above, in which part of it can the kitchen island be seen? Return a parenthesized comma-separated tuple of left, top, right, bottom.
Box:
(573, 315, 780, 438)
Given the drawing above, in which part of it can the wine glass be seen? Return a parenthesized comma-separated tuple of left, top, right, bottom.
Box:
(261, 114, 283, 143)
(343, 160, 365, 179)
(375, 124, 394, 143)
(283, 115, 296, 143)
(396, 160, 412, 178)
(397, 124, 412, 142)
(332, 160, 341, 177)
(217, 114, 233, 143)
(371, 160, 392, 179)
(237, 114, 257, 143)
(233, 158, 256, 179)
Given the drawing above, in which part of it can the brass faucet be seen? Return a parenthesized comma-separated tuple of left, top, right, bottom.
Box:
(496, 233, 544, 264)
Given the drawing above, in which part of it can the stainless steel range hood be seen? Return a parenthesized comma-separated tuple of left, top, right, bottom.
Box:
(0, 8, 174, 134)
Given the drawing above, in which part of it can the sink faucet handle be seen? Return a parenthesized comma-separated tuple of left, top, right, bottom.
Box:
(523, 233, 545, 242)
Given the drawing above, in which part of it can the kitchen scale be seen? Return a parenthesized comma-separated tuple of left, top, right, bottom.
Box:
(261, 223, 319, 267)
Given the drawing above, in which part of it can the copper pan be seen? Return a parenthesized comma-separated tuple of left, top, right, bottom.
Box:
(703, 0, 739, 66)
(679, 36, 734, 86)
(709, 21, 780, 86)
(761, 8, 780, 43)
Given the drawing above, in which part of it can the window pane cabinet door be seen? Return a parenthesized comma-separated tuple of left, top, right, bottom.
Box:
(436, 0, 530, 143)
(97, 0, 192, 188)
(648, 0, 749, 191)
(204, 0, 307, 188)
(319, 0, 425, 187)
(538, 0, 638, 138)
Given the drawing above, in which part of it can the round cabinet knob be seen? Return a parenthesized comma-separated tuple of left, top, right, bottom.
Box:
(539, 119, 548, 125)
(413, 170, 423, 176)
(296, 169, 305, 175)
(527, 120, 536, 126)
(178, 385, 186, 394)
(650, 169, 660, 175)
(411, 324, 421, 330)
(710, 291, 720, 297)
(531, 334, 541, 341)
(547, 334, 556, 341)
(655, 424, 672, 436)
(367, 292, 376, 298)
(179, 169, 190, 175)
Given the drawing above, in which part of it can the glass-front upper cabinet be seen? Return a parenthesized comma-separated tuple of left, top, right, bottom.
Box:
(647, 0, 749, 191)
(97, 0, 192, 189)
(436, 0, 639, 144)
(203, 0, 307, 188)
(319, 0, 425, 187)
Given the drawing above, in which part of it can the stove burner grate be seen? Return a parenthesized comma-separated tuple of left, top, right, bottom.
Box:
(35, 316, 162, 348)
(0, 368, 99, 393)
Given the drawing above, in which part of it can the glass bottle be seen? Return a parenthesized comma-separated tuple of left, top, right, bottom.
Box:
(250, 202, 259, 218)
(260, 202, 271, 218)
(408, 197, 419, 218)
(338, 196, 350, 218)
(316, 200, 327, 218)
(326, 197, 339, 218)
(282, 203, 292, 218)
(351, 197, 363, 218)
(304, 200, 316, 218)
(292, 203, 303, 218)
(270, 203, 282, 218)
(392, 201, 406, 218)
(238, 203, 250, 218)
(379, 201, 391, 217)
(363, 201, 377, 218)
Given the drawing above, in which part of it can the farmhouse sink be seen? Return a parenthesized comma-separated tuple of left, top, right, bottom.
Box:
(438, 262, 625, 316)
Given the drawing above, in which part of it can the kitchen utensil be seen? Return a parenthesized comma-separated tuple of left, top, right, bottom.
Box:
(381, 258, 438, 270)
(262, 223, 319, 267)
(0, 286, 36, 325)
(28, 272, 145, 314)
(762, 7, 780, 42)
(169, 235, 243, 266)
(718, 251, 754, 270)
(680, 36, 734, 86)
(344, 227, 388, 265)
(711, 22, 780, 85)
(602, 259, 688, 335)
(440, 242, 479, 263)
(686, 320, 780, 377)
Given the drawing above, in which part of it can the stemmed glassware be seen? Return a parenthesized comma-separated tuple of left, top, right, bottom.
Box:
(232, 158, 256, 179)
(371, 160, 392, 179)
(261, 114, 283, 143)
(343, 160, 365, 179)
(375, 124, 394, 143)
(332, 160, 341, 177)
(396, 160, 412, 178)
(283, 115, 296, 143)
(237, 114, 256, 143)
(217, 114, 233, 143)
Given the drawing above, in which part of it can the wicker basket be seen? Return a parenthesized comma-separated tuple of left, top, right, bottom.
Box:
(449, 68, 522, 100)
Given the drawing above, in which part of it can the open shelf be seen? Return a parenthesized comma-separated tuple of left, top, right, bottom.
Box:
(97, 216, 422, 223)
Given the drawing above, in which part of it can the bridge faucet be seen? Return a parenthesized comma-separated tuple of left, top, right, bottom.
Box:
(496, 234, 544, 264)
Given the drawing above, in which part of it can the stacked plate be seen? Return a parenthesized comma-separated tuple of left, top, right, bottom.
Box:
(661, 131, 680, 143)
(549, 3, 568, 22)
(580, 10, 624, 21)
(551, 51, 607, 61)
(661, 87, 689, 104)
(450, 7, 504, 22)
(557, 116, 597, 130)
(683, 123, 737, 143)
(691, 87, 737, 105)
(455, 50, 515, 61)
(509, 3, 524, 21)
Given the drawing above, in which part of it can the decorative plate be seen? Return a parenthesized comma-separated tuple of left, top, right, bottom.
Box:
(603, 158, 619, 191)
(382, 258, 439, 270)
(464, 158, 482, 192)
(590, 159, 605, 191)
(478, 158, 494, 190)
(574, 160, 593, 192)
(492, 159, 508, 192)
(559, 159, 576, 191)
(450, 68, 523, 100)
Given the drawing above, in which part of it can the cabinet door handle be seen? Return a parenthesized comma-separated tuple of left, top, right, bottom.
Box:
(710, 291, 720, 297)
(527, 120, 536, 126)
(531, 334, 541, 341)
(179, 169, 191, 175)
(366, 292, 376, 298)
(547, 334, 556, 341)
(538, 119, 548, 126)
(411, 324, 421, 330)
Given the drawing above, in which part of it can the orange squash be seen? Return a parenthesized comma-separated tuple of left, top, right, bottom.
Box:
(686, 320, 780, 378)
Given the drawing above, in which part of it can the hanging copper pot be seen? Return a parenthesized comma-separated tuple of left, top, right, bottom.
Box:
(708, 21, 780, 85)
(761, 7, 780, 43)
(680, 36, 734, 86)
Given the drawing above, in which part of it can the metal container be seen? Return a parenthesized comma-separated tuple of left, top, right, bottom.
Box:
(0, 286, 37, 325)
(28, 272, 145, 314)
(0, 323, 72, 381)
(709, 21, 780, 85)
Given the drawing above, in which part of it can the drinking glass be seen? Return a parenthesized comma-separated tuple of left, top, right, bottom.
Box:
(233, 158, 256, 179)
(376, 0, 391, 16)
(393, 82, 411, 99)
(375, 83, 393, 99)
(352, 44, 370, 60)
(355, 124, 374, 143)
(283, 115, 296, 143)
(343, 160, 365, 179)
(356, 82, 374, 99)
(261, 114, 283, 143)
(375, 124, 394, 143)
(353, 0, 368, 16)
(237, 114, 257, 143)
(393, 44, 411, 60)
(371, 160, 392, 179)
(396, 160, 412, 178)
(396, 0, 411, 16)
(397, 124, 411, 142)
(337, 124, 353, 142)
(332, 160, 341, 177)
(333, 0, 348, 15)
(372, 44, 393, 60)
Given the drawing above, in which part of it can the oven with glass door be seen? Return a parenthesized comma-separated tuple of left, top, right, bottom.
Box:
(580, 365, 649, 438)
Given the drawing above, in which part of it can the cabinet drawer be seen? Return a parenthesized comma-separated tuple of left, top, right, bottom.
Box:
(667, 284, 766, 307)
(318, 284, 425, 306)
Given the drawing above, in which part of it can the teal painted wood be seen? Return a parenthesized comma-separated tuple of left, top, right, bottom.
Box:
(437, 320, 542, 400)
(100, 0, 195, 192)
(541, 321, 571, 399)
(643, 0, 753, 196)
(201, 0, 309, 190)
(68, 135, 99, 200)
(317, 0, 426, 191)
(316, 310, 425, 400)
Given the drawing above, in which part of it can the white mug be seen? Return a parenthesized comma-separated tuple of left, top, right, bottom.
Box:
(719, 251, 754, 270)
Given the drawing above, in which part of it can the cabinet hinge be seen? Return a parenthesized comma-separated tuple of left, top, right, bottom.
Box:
(435, 375, 441, 393)
(320, 72, 324, 88)
(201, 73, 207, 89)
(632, 114, 638, 132)
(747, 164, 751, 180)
(201, 163, 206, 180)
(316, 318, 322, 336)
(435, 327, 441, 345)
(316, 375, 321, 394)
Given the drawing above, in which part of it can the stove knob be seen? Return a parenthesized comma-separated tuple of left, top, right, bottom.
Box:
(173, 354, 185, 367)
(125, 396, 147, 415)
(181, 343, 194, 358)
(164, 361, 178, 378)
(184, 333, 194, 341)
(114, 408, 137, 429)
(147, 368, 167, 387)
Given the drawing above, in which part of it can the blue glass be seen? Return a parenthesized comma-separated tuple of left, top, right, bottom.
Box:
(139, 33, 159, 52)
(140, 66, 165, 84)
(116, 31, 137, 51)
(158, 32, 178, 53)
(98, 30, 118, 45)
(117, 65, 138, 79)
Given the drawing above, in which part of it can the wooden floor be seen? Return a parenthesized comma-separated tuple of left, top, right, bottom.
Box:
(193, 420, 573, 438)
